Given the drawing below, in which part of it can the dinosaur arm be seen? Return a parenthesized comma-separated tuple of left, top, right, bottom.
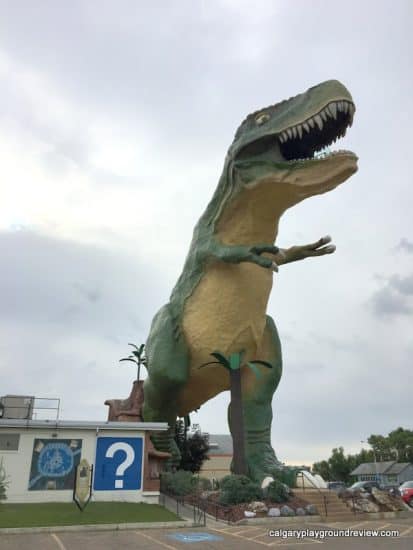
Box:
(275, 235, 336, 266)
(209, 239, 279, 271)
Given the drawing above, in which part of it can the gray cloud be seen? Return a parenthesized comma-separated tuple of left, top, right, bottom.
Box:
(369, 272, 413, 316)
(0, 229, 168, 418)
(396, 238, 413, 254)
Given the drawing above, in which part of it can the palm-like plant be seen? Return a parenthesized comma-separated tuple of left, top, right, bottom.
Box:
(119, 343, 147, 382)
(200, 350, 272, 475)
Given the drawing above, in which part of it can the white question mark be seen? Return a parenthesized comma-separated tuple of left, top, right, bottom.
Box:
(105, 442, 135, 488)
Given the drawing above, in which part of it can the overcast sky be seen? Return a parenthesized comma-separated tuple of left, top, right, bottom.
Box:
(0, 0, 412, 465)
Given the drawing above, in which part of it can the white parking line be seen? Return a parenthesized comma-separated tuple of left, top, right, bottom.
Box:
(135, 531, 178, 550)
(268, 540, 323, 547)
(400, 526, 413, 537)
(231, 526, 263, 536)
(209, 526, 272, 546)
(51, 534, 67, 550)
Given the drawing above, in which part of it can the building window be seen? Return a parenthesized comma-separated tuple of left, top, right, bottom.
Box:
(0, 433, 20, 451)
(360, 474, 377, 481)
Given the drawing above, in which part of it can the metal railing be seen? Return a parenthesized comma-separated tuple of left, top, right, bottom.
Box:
(159, 492, 206, 526)
(0, 396, 60, 422)
(295, 473, 359, 516)
(296, 471, 329, 516)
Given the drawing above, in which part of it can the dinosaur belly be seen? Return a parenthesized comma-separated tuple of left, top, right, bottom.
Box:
(177, 261, 273, 414)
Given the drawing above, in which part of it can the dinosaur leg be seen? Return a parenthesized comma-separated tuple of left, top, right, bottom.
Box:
(143, 304, 190, 469)
(238, 315, 283, 484)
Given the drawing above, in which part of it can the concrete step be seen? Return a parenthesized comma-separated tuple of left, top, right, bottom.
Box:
(293, 488, 354, 518)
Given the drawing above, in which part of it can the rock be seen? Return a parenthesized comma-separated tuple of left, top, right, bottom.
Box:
(261, 476, 274, 489)
(280, 505, 296, 516)
(199, 490, 219, 500)
(296, 507, 306, 516)
(371, 488, 404, 511)
(247, 501, 268, 513)
(267, 507, 281, 517)
(282, 482, 292, 495)
(305, 504, 318, 515)
(244, 510, 256, 518)
(350, 497, 380, 513)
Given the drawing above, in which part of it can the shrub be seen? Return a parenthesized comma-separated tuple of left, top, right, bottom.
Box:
(160, 470, 196, 496)
(270, 467, 297, 488)
(174, 420, 210, 473)
(219, 475, 263, 505)
(193, 476, 212, 492)
(264, 480, 289, 503)
(0, 459, 9, 501)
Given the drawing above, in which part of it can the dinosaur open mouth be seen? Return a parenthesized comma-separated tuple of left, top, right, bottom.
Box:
(279, 100, 355, 161)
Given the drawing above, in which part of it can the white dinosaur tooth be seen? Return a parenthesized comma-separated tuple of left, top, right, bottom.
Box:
(297, 125, 303, 138)
(343, 101, 349, 114)
(329, 102, 338, 119)
(337, 101, 344, 111)
(308, 117, 315, 128)
(321, 110, 327, 122)
(314, 114, 323, 130)
(287, 128, 293, 139)
(303, 122, 310, 133)
(348, 103, 355, 116)
(292, 126, 297, 138)
(282, 131, 289, 141)
(279, 134, 285, 143)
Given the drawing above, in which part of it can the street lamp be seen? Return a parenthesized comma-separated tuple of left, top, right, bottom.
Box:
(361, 440, 379, 483)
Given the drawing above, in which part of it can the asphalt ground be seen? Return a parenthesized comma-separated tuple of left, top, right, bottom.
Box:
(2, 517, 413, 549)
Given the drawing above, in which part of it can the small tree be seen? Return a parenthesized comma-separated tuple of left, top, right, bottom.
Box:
(119, 343, 147, 381)
(200, 350, 272, 476)
(174, 418, 210, 473)
(0, 458, 9, 501)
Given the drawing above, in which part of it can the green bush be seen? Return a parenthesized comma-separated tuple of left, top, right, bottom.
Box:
(0, 459, 9, 501)
(160, 470, 196, 496)
(264, 480, 289, 503)
(269, 467, 297, 488)
(218, 475, 263, 505)
(193, 476, 212, 492)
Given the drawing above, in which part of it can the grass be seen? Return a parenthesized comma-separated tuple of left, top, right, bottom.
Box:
(0, 502, 180, 528)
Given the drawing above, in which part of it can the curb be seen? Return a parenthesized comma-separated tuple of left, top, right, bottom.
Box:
(235, 515, 323, 526)
(0, 519, 194, 535)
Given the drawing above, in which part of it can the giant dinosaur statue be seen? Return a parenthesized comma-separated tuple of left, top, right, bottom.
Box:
(143, 79, 358, 483)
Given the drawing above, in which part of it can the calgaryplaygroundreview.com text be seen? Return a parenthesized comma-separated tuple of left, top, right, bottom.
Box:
(268, 528, 399, 540)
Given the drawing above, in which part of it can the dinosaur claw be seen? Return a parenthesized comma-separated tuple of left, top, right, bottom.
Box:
(324, 244, 336, 253)
(271, 262, 279, 272)
(321, 235, 332, 244)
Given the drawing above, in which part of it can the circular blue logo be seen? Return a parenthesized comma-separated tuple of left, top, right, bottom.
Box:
(38, 443, 74, 477)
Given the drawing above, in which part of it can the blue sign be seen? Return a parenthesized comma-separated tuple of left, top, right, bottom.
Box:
(28, 439, 82, 491)
(168, 533, 223, 543)
(93, 437, 143, 491)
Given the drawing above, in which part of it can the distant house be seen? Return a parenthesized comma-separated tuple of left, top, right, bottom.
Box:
(350, 461, 413, 486)
(199, 434, 233, 480)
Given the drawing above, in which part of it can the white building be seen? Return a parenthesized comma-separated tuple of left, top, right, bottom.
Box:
(0, 418, 168, 504)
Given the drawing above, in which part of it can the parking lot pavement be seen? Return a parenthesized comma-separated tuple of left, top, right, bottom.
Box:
(1, 517, 413, 549)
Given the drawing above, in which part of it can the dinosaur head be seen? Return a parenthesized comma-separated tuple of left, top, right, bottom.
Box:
(228, 80, 358, 199)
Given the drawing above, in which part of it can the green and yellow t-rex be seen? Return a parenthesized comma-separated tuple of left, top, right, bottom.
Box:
(143, 80, 358, 483)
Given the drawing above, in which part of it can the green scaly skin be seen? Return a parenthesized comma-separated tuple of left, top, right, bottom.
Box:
(143, 80, 358, 482)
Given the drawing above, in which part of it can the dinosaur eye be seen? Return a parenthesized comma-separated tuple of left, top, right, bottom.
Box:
(255, 113, 270, 125)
